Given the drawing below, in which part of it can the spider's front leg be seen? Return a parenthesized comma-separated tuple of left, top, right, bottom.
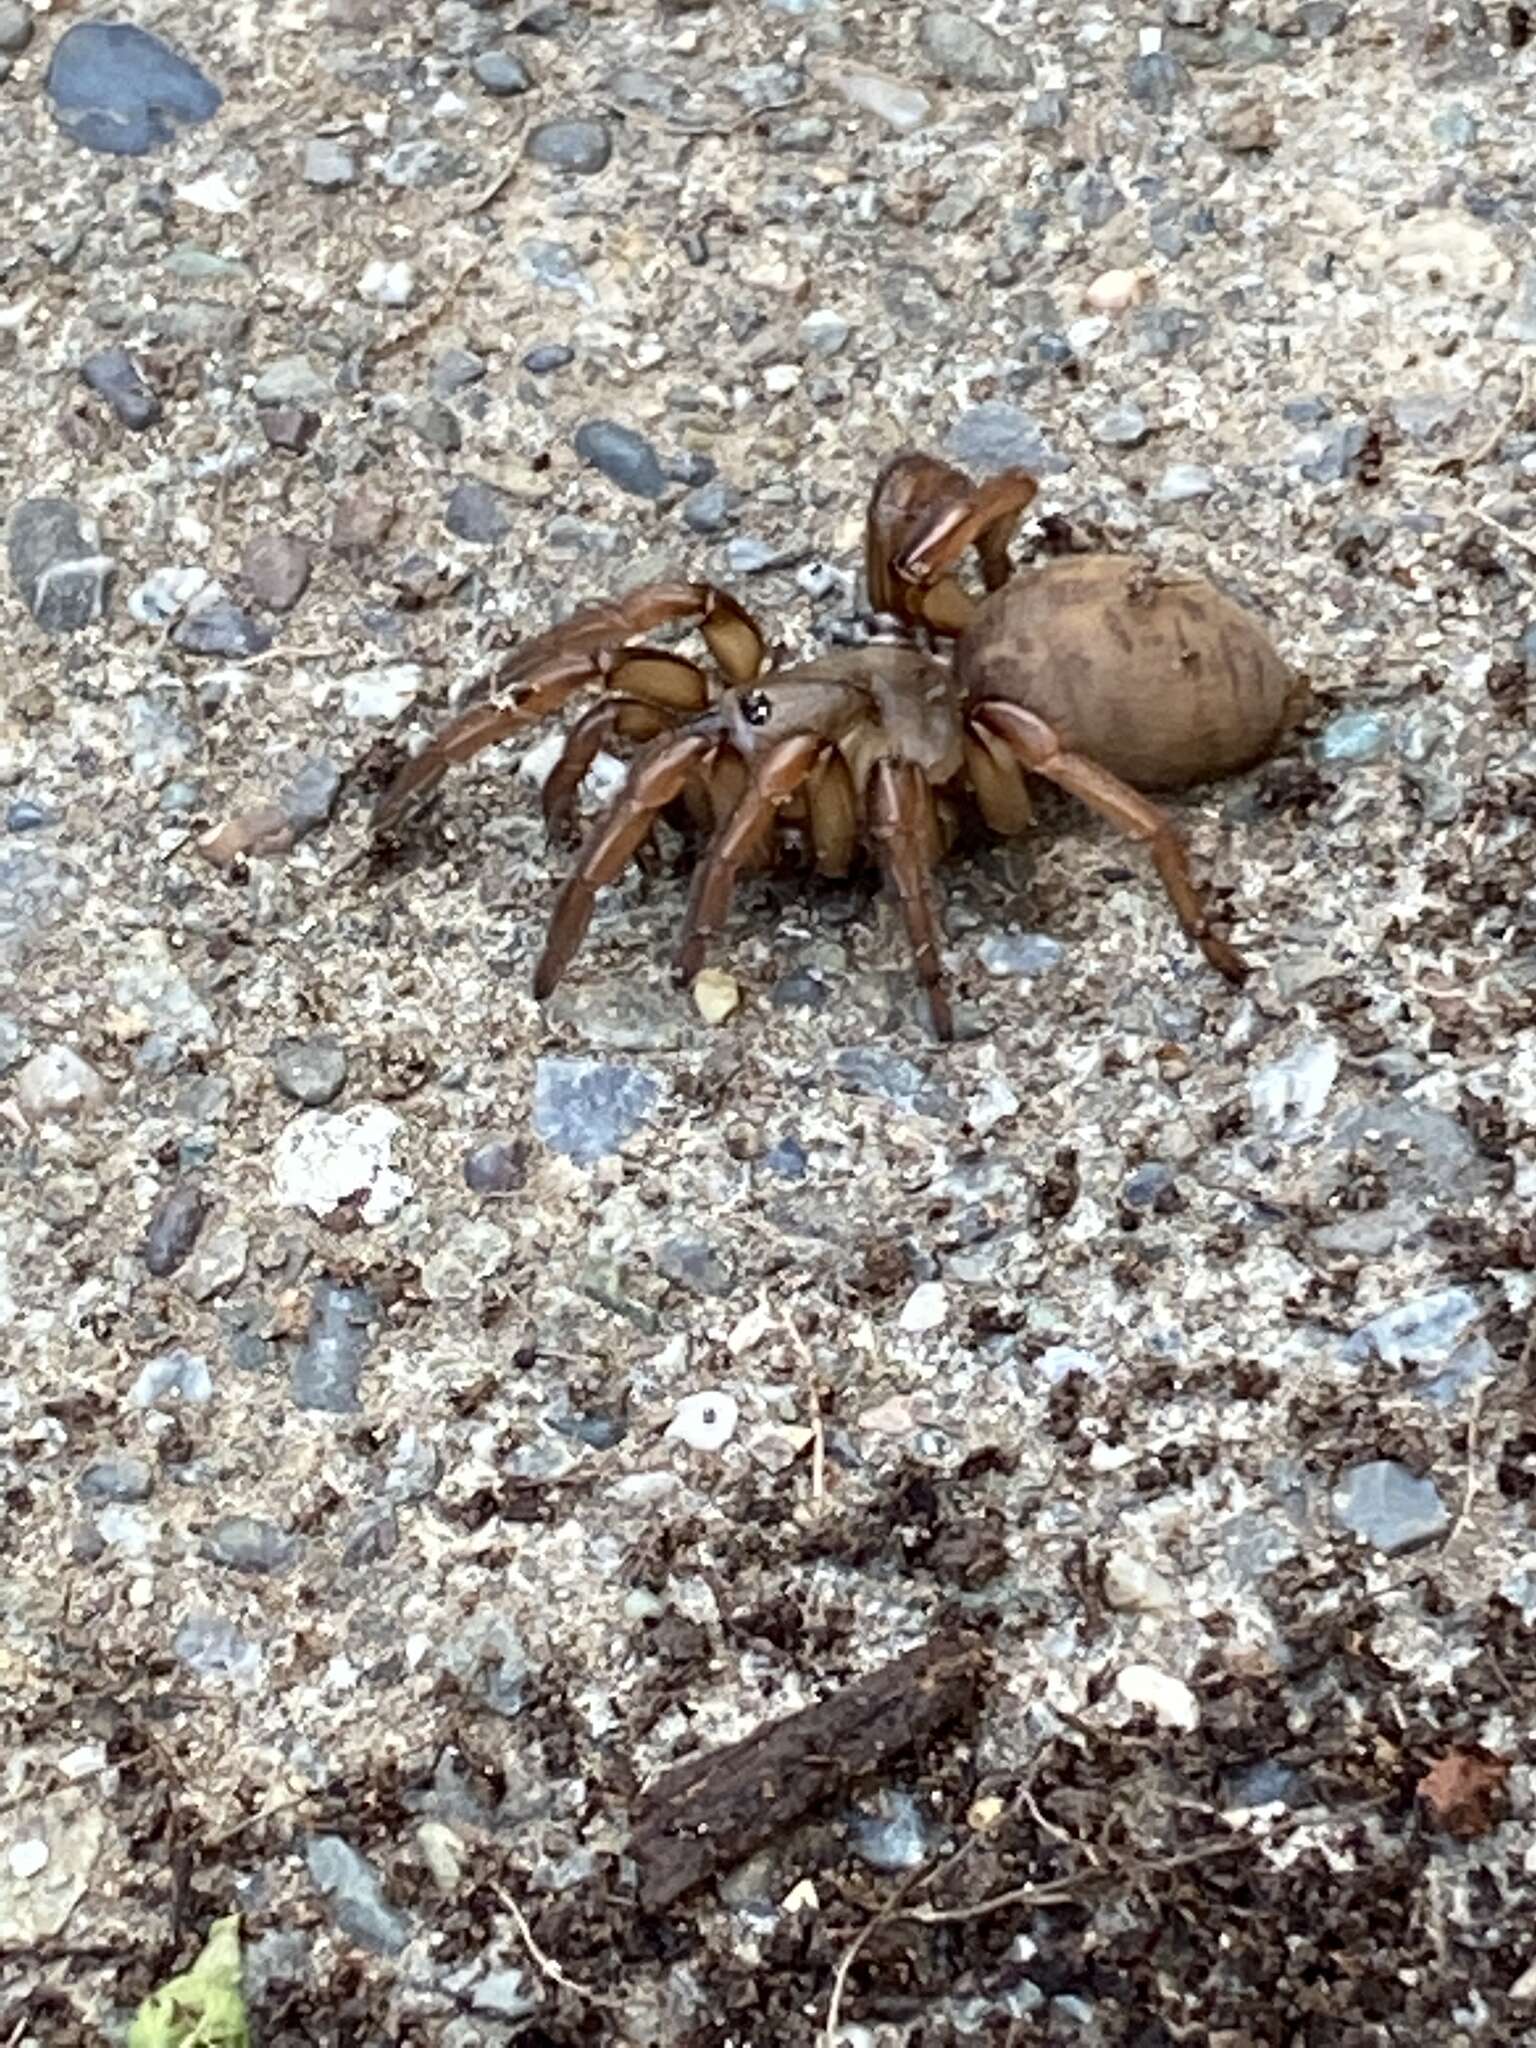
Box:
(865, 453, 1039, 635)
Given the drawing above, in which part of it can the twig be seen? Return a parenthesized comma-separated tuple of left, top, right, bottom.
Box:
(1446, 1384, 1486, 1553)
(778, 1304, 828, 1512)
(1433, 362, 1534, 473)
(492, 1884, 618, 2009)
(822, 1866, 927, 2046)
(893, 1836, 1250, 1927)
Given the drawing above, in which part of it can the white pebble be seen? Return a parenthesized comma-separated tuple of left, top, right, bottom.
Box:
(666, 1390, 740, 1453)
(763, 363, 802, 395)
(338, 663, 424, 720)
(15, 1044, 108, 1123)
(271, 1104, 411, 1224)
(828, 65, 931, 132)
(899, 1280, 948, 1334)
(8, 1838, 50, 1880)
(1249, 1038, 1340, 1140)
(1115, 1663, 1200, 1731)
(1083, 267, 1145, 314)
(1102, 1553, 1176, 1614)
(359, 258, 416, 308)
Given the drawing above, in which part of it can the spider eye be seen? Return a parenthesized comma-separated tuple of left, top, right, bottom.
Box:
(740, 690, 773, 728)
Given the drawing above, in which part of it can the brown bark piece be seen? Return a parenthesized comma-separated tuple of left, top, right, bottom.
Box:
(631, 1630, 989, 1912)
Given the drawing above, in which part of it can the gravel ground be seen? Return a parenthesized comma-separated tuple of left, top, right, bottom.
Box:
(3, 1, 1536, 2042)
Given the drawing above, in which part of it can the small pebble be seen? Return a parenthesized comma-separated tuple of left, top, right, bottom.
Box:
(1095, 401, 1151, 448)
(272, 1035, 348, 1108)
(1249, 1038, 1339, 1139)
(532, 1057, 660, 1164)
(205, 1515, 297, 1574)
(331, 490, 396, 559)
(829, 65, 930, 133)
(260, 406, 321, 455)
(129, 1347, 214, 1408)
(0, 3, 34, 55)
(978, 931, 1064, 977)
(8, 497, 116, 634)
(303, 139, 357, 190)
(432, 348, 487, 396)
(1102, 1554, 1176, 1613)
(764, 1134, 808, 1178)
(1116, 1663, 1200, 1731)
(293, 1280, 378, 1414)
(78, 1457, 155, 1504)
(918, 10, 1026, 87)
(850, 1791, 932, 1870)
(241, 533, 311, 613)
(308, 1837, 413, 1956)
(271, 1104, 410, 1224)
(522, 342, 574, 373)
(473, 48, 534, 96)
(524, 118, 612, 174)
(1316, 710, 1391, 765)
(1083, 267, 1146, 314)
(173, 591, 271, 658)
(8, 1840, 49, 1881)
(666, 1390, 740, 1452)
(899, 1280, 948, 1334)
(45, 21, 222, 157)
(1333, 1461, 1450, 1556)
(7, 801, 52, 832)
(682, 481, 739, 535)
(462, 1137, 529, 1192)
(573, 419, 667, 500)
(358, 259, 415, 308)
(1156, 462, 1216, 503)
(1127, 50, 1187, 110)
(945, 402, 1069, 477)
(692, 968, 740, 1023)
(444, 479, 512, 544)
(81, 346, 162, 431)
(143, 1181, 207, 1277)
(15, 1044, 108, 1122)
(253, 356, 331, 408)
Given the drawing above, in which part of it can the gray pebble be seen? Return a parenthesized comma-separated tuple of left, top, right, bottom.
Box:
(1127, 50, 1187, 110)
(850, 1790, 932, 1870)
(303, 138, 357, 190)
(432, 347, 487, 396)
(1297, 0, 1347, 33)
(764, 1134, 808, 1178)
(978, 932, 1065, 977)
(1316, 710, 1392, 765)
(834, 1046, 954, 1118)
(799, 308, 850, 356)
(241, 532, 312, 614)
(724, 536, 781, 575)
(1121, 1162, 1178, 1211)
(272, 1034, 348, 1107)
(7, 801, 52, 832)
(1095, 401, 1150, 449)
(205, 1515, 297, 1574)
(554, 1410, 628, 1451)
(1156, 462, 1216, 503)
(292, 1280, 378, 1413)
(1022, 89, 1070, 130)
(463, 1137, 529, 1192)
(532, 1057, 660, 1164)
(8, 497, 116, 633)
(1332, 1461, 1449, 1557)
(433, 0, 489, 56)
(342, 1506, 399, 1568)
(657, 1236, 735, 1297)
(129, 1346, 214, 1408)
(770, 969, 828, 1011)
(473, 47, 534, 95)
(173, 592, 272, 657)
(522, 342, 574, 373)
(81, 346, 161, 430)
(918, 9, 1027, 87)
(0, 2, 33, 54)
(519, 238, 594, 299)
(307, 1837, 413, 1956)
(1300, 422, 1369, 484)
(1430, 106, 1477, 150)
(0, 1015, 30, 1073)
(407, 398, 462, 453)
(45, 20, 222, 158)
(251, 355, 332, 408)
(945, 402, 1070, 476)
(282, 757, 343, 836)
(144, 1181, 207, 1276)
(573, 419, 667, 500)
(524, 118, 612, 174)
(445, 478, 512, 543)
(770, 115, 834, 153)
(662, 449, 717, 488)
(78, 1457, 154, 1504)
(381, 138, 465, 188)
(174, 1613, 264, 1687)
(260, 405, 320, 454)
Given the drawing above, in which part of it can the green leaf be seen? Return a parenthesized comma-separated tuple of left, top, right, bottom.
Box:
(127, 1915, 249, 2048)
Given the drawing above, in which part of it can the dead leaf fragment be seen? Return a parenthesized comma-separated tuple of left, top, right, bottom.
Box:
(1416, 1746, 1509, 1839)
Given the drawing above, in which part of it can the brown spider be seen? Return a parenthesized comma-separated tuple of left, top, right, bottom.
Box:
(367, 449, 1306, 1040)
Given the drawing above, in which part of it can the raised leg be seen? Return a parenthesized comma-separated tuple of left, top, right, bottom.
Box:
(532, 732, 719, 1000)
(670, 735, 825, 983)
(974, 700, 1249, 983)
(865, 453, 1039, 634)
(371, 582, 765, 837)
(869, 758, 955, 1041)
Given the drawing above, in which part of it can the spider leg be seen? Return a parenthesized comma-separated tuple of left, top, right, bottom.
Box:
(670, 735, 825, 984)
(865, 453, 1039, 635)
(974, 699, 1249, 983)
(371, 581, 764, 837)
(540, 657, 709, 845)
(869, 757, 955, 1042)
(532, 730, 720, 1000)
